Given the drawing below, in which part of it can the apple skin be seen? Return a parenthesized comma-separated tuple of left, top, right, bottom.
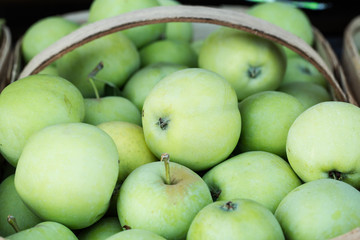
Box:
(14, 122, 119, 229)
(203, 151, 302, 213)
(6, 221, 78, 240)
(247, 2, 314, 57)
(139, 39, 198, 67)
(142, 68, 241, 171)
(88, 0, 165, 48)
(84, 96, 142, 126)
(21, 16, 79, 63)
(237, 91, 305, 158)
(106, 229, 166, 240)
(97, 121, 158, 183)
(77, 217, 122, 240)
(198, 27, 286, 100)
(117, 161, 213, 240)
(0, 74, 85, 167)
(187, 199, 285, 240)
(122, 62, 187, 111)
(275, 179, 360, 240)
(0, 175, 42, 237)
(57, 32, 140, 98)
(286, 101, 360, 189)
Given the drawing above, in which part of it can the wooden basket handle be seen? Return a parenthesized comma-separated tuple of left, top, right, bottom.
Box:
(18, 5, 347, 102)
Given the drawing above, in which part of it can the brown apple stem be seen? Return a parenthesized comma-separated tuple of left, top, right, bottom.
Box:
(7, 215, 20, 233)
(88, 61, 104, 100)
(161, 153, 171, 185)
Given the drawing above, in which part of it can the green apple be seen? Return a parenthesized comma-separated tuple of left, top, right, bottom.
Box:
(122, 62, 187, 110)
(191, 39, 204, 56)
(21, 16, 79, 63)
(282, 56, 328, 88)
(106, 229, 166, 240)
(157, 0, 193, 42)
(237, 91, 305, 158)
(88, 0, 165, 48)
(139, 39, 198, 67)
(97, 121, 158, 183)
(57, 32, 140, 98)
(117, 158, 213, 240)
(277, 82, 331, 109)
(6, 221, 78, 240)
(247, 2, 314, 57)
(286, 101, 360, 189)
(187, 199, 285, 240)
(0, 74, 85, 167)
(84, 97, 142, 126)
(198, 27, 287, 100)
(38, 64, 59, 76)
(77, 217, 122, 240)
(14, 122, 119, 229)
(0, 175, 42, 237)
(275, 179, 360, 240)
(203, 151, 302, 213)
(142, 68, 241, 171)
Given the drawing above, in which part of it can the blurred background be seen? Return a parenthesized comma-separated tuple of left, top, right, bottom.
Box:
(0, 0, 358, 57)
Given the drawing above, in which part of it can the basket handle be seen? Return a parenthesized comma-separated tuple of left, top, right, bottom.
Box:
(18, 5, 347, 102)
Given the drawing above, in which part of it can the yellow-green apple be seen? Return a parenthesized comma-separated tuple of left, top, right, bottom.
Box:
(199, 27, 287, 100)
(88, 0, 165, 48)
(281, 56, 328, 87)
(139, 39, 198, 67)
(21, 16, 79, 63)
(0, 74, 85, 167)
(275, 179, 360, 240)
(97, 121, 158, 183)
(0, 175, 42, 237)
(247, 2, 314, 57)
(237, 91, 305, 158)
(286, 101, 360, 189)
(77, 217, 122, 240)
(56, 32, 140, 98)
(203, 151, 302, 213)
(142, 68, 241, 171)
(277, 82, 331, 109)
(187, 199, 285, 240)
(14, 123, 119, 229)
(117, 156, 213, 240)
(6, 221, 78, 240)
(157, 0, 193, 42)
(122, 62, 187, 110)
(84, 96, 142, 126)
(106, 229, 166, 240)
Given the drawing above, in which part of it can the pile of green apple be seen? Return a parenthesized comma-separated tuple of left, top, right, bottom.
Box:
(1, 1, 360, 240)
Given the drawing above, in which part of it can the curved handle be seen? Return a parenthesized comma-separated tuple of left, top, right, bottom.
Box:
(18, 5, 347, 102)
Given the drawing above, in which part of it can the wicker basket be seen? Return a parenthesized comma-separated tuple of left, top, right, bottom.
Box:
(0, 23, 12, 92)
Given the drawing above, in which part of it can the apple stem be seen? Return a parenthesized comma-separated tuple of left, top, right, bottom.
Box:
(161, 153, 171, 185)
(7, 215, 20, 233)
(329, 170, 343, 181)
(88, 61, 104, 100)
(122, 225, 131, 230)
(220, 201, 237, 212)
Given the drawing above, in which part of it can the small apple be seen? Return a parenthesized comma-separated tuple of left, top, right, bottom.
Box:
(286, 101, 360, 189)
(14, 122, 119, 229)
(106, 229, 166, 240)
(0, 74, 85, 167)
(6, 221, 78, 240)
(139, 39, 198, 67)
(122, 62, 187, 111)
(21, 16, 79, 63)
(142, 68, 241, 171)
(97, 121, 158, 183)
(117, 154, 213, 240)
(187, 199, 285, 240)
(203, 151, 302, 213)
(237, 91, 305, 158)
(77, 217, 122, 240)
(275, 179, 360, 240)
(198, 27, 287, 100)
(0, 175, 42, 237)
(88, 0, 165, 48)
(277, 82, 331, 109)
